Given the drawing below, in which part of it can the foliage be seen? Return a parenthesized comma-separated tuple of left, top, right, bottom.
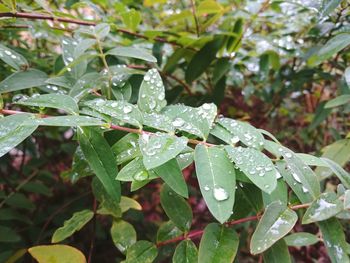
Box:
(0, 0, 349, 262)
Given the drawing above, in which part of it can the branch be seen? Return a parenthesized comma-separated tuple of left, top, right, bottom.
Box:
(0, 109, 215, 147)
(0, 12, 185, 48)
(156, 202, 311, 247)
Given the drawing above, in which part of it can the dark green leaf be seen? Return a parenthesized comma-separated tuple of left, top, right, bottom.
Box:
(25, 116, 104, 126)
(111, 220, 136, 253)
(0, 44, 28, 70)
(173, 240, 198, 263)
(78, 127, 120, 203)
(0, 69, 47, 93)
(198, 223, 239, 263)
(160, 184, 192, 232)
(194, 145, 236, 223)
(125, 240, 158, 263)
(106, 47, 157, 63)
(263, 240, 291, 263)
(284, 232, 319, 247)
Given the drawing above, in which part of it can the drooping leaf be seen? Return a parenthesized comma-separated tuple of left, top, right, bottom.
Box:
(16, 94, 79, 114)
(0, 113, 38, 158)
(198, 223, 239, 263)
(215, 117, 265, 149)
(250, 201, 298, 254)
(318, 218, 350, 262)
(84, 98, 143, 128)
(185, 38, 223, 83)
(0, 69, 47, 93)
(111, 133, 141, 165)
(270, 142, 320, 202)
(28, 245, 86, 263)
(78, 127, 120, 203)
(138, 69, 166, 113)
(308, 33, 350, 66)
(156, 221, 182, 243)
(111, 220, 137, 254)
(160, 184, 192, 232)
(24, 116, 104, 126)
(116, 157, 158, 182)
(320, 157, 350, 189)
(163, 103, 217, 139)
(139, 133, 188, 170)
(125, 240, 158, 263)
(263, 240, 291, 263)
(225, 146, 277, 194)
(52, 210, 94, 243)
(153, 159, 188, 198)
(302, 192, 343, 224)
(284, 232, 319, 247)
(194, 145, 236, 223)
(0, 44, 28, 70)
(173, 240, 198, 263)
(315, 139, 350, 179)
(106, 47, 157, 62)
(325, 95, 350, 108)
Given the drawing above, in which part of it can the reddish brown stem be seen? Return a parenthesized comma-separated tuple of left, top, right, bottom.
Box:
(0, 109, 213, 147)
(0, 12, 185, 48)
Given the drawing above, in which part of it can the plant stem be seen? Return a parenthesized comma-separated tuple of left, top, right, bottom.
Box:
(95, 37, 111, 99)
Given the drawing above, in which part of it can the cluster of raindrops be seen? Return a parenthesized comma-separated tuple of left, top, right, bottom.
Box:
(85, 98, 141, 127)
(142, 112, 174, 132)
(139, 69, 166, 112)
(218, 117, 264, 148)
(227, 146, 281, 191)
(0, 47, 26, 68)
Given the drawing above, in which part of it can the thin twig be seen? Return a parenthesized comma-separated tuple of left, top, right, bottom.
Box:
(87, 198, 97, 263)
(0, 12, 186, 48)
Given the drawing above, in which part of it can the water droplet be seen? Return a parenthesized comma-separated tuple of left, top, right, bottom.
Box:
(231, 136, 240, 144)
(123, 105, 133, 113)
(292, 172, 302, 183)
(172, 118, 184, 127)
(133, 170, 148, 181)
(213, 186, 229, 201)
(204, 185, 210, 191)
(285, 152, 292, 158)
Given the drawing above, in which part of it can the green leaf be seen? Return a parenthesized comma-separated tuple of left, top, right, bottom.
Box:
(0, 114, 38, 158)
(52, 210, 94, 243)
(112, 81, 132, 102)
(263, 179, 288, 207)
(315, 139, 350, 179)
(215, 117, 265, 149)
(250, 201, 298, 254)
(320, 157, 350, 189)
(45, 76, 75, 89)
(325, 95, 350, 108)
(225, 146, 277, 194)
(156, 221, 182, 243)
(24, 116, 104, 126)
(163, 103, 217, 139)
(111, 220, 137, 253)
(16, 94, 79, 114)
(0, 226, 21, 243)
(263, 240, 291, 263)
(177, 148, 194, 170)
(153, 159, 188, 198)
(84, 99, 143, 128)
(111, 133, 141, 165)
(78, 127, 120, 203)
(284, 232, 319, 247)
(186, 38, 223, 83)
(160, 184, 192, 232)
(173, 240, 198, 263)
(318, 0, 342, 18)
(106, 47, 157, 63)
(308, 33, 350, 66)
(142, 112, 174, 132)
(0, 69, 47, 93)
(28, 245, 86, 263)
(302, 192, 343, 224)
(138, 69, 166, 113)
(0, 44, 28, 70)
(125, 240, 157, 263)
(194, 145, 236, 223)
(272, 143, 320, 202)
(139, 133, 188, 170)
(121, 9, 142, 32)
(198, 223, 239, 263)
(318, 218, 350, 262)
(120, 196, 142, 213)
(116, 157, 158, 182)
(295, 153, 328, 167)
(344, 190, 350, 210)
